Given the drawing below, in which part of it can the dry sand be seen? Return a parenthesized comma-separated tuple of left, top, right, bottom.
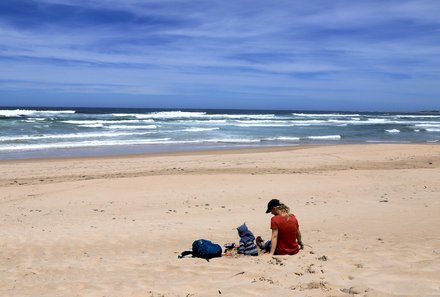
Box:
(1, 144, 439, 297)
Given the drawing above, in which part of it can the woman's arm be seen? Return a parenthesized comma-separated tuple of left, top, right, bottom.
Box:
(297, 228, 304, 249)
(269, 228, 278, 255)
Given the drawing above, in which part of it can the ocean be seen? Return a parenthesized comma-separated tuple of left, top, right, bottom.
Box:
(0, 107, 439, 160)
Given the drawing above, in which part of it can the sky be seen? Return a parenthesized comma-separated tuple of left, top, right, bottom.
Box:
(0, 0, 439, 111)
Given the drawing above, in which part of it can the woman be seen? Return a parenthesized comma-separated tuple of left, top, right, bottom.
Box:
(258, 199, 303, 255)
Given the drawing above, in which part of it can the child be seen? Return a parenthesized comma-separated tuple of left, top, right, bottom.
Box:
(236, 223, 259, 256)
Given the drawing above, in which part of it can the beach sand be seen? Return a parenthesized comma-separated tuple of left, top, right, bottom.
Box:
(1, 144, 439, 297)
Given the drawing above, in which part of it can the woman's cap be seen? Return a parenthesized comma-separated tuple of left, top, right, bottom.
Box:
(266, 199, 280, 213)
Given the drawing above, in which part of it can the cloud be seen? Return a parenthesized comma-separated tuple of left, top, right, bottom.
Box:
(0, 0, 439, 110)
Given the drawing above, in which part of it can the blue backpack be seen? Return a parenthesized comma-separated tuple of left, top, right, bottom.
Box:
(178, 239, 222, 261)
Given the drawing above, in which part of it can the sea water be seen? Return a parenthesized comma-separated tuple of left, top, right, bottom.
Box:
(0, 107, 439, 160)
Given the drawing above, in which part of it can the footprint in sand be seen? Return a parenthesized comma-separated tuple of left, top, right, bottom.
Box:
(291, 281, 329, 292)
(306, 264, 316, 274)
(341, 286, 370, 295)
(268, 257, 285, 266)
(255, 276, 279, 285)
(317, 255, 328, 261)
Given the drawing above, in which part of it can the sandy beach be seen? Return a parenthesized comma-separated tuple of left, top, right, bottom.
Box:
(1, 144, 439, 297)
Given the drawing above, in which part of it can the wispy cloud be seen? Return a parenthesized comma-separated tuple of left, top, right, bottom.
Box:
(0, 0, 439, 110)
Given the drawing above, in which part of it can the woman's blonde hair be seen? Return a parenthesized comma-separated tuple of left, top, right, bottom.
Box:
(274, 203, 291, 215)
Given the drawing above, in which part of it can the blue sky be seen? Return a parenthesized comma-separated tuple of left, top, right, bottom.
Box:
(0, 0, 439, 111)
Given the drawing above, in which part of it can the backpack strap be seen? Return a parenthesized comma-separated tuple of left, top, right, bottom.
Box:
(178, 250, 211, 261)
(178, 250, 193, 259)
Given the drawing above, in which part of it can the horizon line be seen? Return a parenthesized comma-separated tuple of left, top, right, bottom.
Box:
(0, 105, 439, 114)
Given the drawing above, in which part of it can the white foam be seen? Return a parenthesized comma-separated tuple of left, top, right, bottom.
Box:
(233, 120, 307, 127)
(290, 119, 368, 125)
(293, 113, 360, 117)
(180, 120, 228, 125)
(426, 128, 440, 132)
(28, 118, 46, 121)
(385, 129, 400, 133)
(112, 113, 137, 117)
(79, 124, 104, 128)
(205, 138, 260, 144)
(414, 129, 421, 132)
(112, 111, 207, 119)
(112, 111, 277, 120)
(327, 119, 355, 123)
(0, 138, 175, 151)
(194, 119, 228, 123)
(306, 135, 341, 140)
(104, 125, 157, 130)
(414, 124, 440, 128)
(0, 138, 265, 151)
(288, 120, 325, 124)
(264, 137, 300, 142)
(395, 115, 440, 118)
(351, 119, 440, 125)
(145, 111, 207, 119)
(0, 131, 150, 142)
(169, 114, 278, 120)
(0, 109, 75, 117)
(234, 123, 293, 127)
(233, 119, 350, 127)
(62, 119, 154, 125)
(182, 128, 220, 132)
(235, 120, 289, 124)
(367, 118, 389, 123)
(208, 114, 277, 120)
(362, 119, 428, 125)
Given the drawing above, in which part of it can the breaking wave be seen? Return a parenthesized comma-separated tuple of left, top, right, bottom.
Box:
(0, 131, 150, 142)
(306, 135, 342, 140)
(0, 109, 76, 117)
(385, 129, 400, 133)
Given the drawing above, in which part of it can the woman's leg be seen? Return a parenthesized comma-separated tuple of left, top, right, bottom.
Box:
(264, 240, 271, 253)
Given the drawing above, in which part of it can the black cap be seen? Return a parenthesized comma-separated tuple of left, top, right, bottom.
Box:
(266, 199, 280, 213)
